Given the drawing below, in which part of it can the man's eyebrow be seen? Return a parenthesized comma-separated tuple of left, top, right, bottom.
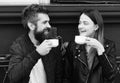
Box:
(43, 20, 48, 23)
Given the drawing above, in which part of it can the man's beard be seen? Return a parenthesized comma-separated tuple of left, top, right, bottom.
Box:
(34, 27, 57, 44)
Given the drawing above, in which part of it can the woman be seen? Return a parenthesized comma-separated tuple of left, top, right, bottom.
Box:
(63, 9, 117, 83)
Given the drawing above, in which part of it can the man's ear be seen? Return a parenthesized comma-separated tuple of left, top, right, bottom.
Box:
(27, 22, 35, 31)
(95, 24, 99, 31)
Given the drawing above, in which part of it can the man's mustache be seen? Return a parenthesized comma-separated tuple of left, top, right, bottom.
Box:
(43, 28, 51, 33)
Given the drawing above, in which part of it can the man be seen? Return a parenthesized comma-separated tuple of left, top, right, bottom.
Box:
(8, 4, 63, 83)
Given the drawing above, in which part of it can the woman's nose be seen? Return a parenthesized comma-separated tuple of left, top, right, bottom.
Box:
(78, 24, 83, 29)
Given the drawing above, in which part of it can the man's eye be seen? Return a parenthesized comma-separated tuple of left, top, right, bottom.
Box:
(43, 21, 46, 24)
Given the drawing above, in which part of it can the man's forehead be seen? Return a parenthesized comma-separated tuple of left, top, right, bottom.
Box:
(37, 13, 49, 20)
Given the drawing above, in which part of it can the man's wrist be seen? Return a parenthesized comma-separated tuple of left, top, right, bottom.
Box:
(30, 50, 42, 61)
(97, 47, 105, 56)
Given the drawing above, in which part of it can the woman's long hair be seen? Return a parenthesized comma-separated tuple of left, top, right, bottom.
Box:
(79, 9, 104, 63)
(79, 9, 104, 45)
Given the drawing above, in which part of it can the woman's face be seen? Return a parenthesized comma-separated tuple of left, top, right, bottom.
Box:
(78, 13, 98, 37)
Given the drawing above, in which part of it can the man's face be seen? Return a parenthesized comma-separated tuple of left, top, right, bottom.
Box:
(35, 13, 51, 32)
(33, 13, 52, 43)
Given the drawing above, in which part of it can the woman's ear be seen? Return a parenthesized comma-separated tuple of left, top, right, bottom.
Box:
(95, 24, 99, 31)
(27, 22, 35, 31)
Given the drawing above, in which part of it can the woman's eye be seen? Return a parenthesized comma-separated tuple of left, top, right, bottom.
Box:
(84, 21, 89, 25)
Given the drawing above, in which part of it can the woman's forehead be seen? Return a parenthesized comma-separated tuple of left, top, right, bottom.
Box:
(80, 13, 93, 22)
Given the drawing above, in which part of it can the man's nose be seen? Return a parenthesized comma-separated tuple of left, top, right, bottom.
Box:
(47, 23, 51, 28)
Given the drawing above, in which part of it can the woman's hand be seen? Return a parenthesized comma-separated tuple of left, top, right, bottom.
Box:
(85, 37, 105, 55)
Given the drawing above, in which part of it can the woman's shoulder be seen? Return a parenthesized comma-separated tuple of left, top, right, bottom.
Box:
(104, 38, 116, 54)
(67, 40, 77, 49)
(62, 40, 77, 52)
(104, 38, 115, 48)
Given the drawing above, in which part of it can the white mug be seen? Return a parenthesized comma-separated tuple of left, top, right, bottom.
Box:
(49, 39, 59, 47)
(75, 36, 86, 44)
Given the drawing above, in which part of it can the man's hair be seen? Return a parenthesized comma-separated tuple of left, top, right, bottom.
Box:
(21, 4, 48, 28)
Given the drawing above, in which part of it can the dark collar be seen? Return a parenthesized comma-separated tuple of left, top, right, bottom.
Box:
(24, 33, 36, 52)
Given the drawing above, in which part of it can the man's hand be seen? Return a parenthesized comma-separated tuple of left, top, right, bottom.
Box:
(36, 40, 52, 56)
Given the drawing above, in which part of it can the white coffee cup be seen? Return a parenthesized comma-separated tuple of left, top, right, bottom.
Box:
(49, 39, 59, 47)
(75, 36, 86, 44)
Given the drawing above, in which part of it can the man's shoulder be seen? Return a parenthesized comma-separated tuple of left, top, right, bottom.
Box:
(12, 34, 27, 45)
(10, 34, 28, 49)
